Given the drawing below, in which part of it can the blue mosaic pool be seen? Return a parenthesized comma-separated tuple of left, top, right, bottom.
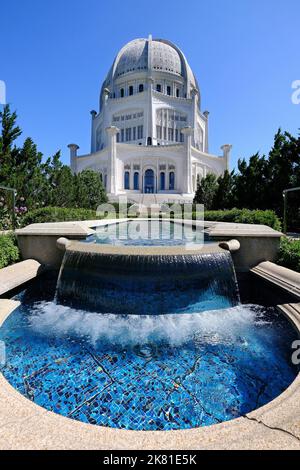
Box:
(0, 295, 297, 430)
(0, 234, 297, 431)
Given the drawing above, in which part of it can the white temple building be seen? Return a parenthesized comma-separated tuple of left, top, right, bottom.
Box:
(68, 36, 232, 203)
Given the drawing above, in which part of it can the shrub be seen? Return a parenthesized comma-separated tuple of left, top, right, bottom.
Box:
(0, 234, 20, 269)
(20, 206, 282, 232)
(199, 208, 281, 231)
(277, 237, 300, 273)
(20, 207, 102, 226)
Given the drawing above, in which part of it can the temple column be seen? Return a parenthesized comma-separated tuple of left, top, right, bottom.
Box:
(106, 126, 119, 195)
(221, 144, 232, 171)
(203, 110, 210, 153)
(191, 88, 199, 147)
(146, 77, 154, 145)
(68, 144, 79, 174)
(181, 127, 193, 194)
(90, 110, 97, 153)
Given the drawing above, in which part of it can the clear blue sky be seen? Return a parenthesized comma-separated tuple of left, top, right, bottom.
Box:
(1, 0, 299, 170)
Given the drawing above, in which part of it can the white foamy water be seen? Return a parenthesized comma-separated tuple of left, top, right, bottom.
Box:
(27, 301, 271, 348)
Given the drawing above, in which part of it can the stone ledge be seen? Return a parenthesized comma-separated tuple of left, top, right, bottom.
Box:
(67, 240, 224, 256)
(0, 260, 45, 297)
(277, 303, 300, 331)
(16, 222, 95, 237)
(251, 261, 300, 300)
(208, 222, 283, 238)
(0, 300, 21, 327)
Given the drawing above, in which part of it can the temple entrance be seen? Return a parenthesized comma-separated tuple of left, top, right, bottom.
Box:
(144, 169, 155, 193)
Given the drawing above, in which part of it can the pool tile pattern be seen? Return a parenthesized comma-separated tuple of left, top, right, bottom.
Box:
(0, 305, 297, 431)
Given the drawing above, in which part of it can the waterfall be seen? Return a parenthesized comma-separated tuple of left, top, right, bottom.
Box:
(56, 248, 240, 315)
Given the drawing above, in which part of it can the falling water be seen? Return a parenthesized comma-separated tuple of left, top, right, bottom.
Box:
(56, 249, 240, 315)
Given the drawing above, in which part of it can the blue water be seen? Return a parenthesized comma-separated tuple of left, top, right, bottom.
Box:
(56, 251, 239, 315)
(0, 298, 297, 430)
(85, 220, 211, 246)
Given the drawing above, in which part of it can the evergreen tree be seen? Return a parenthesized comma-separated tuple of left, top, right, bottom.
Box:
(76, 169, 108, 209)
(45, 152, 76, 207)
(0, 105, 22, 181)
(194, 173, 218, 210)
(265, 129, 300, 214)
(9, 138, 44, 206)
(0, 105, 108, 213)
(234, 153, 268, 209)
(213, 170, 235, 209)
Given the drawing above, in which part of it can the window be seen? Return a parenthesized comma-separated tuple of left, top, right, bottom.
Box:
(120, 88, 125, 98)
(169, 172, 175, 190)
(156, 84, 162, 92)
(168, 128, 174, 141)
(160, 172, 165, 191)
(126, 128, 131, 142)
(175, 129, 179, 142)
(163, 127, 167, 140)
(133, 127, 136, 140)
(134, 172, 139, 190)
(121, 129, 125, 142)
(139, 84, 144, 93)
(156, 125, 162, 140)
(124, 171, 130, 190)
(180, 132, 184, 143)
(129, 86, 134, 96)
(167, 86, 171, 96)
(116, 133, 120, 143)
(147, 137, 152, 146)
(176, 88, 180, 98)
(137, 125, 143, 139)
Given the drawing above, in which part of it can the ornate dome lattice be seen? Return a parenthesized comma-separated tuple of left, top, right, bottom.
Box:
(115, 39, 148, 77)
(100, 37, 200, 109)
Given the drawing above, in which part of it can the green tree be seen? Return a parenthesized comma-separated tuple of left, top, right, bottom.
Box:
(0, 105, 22, 181)
(234, 153, 268, 210)
(213, 170, 235, 209)
(0, 105, 109, 215)
(76, 169, 107, 209)
(45, 152, 77, 207)
(9, 138, 45, 206)
(265, 129, 300, 215)
(193, 173, 218, 210)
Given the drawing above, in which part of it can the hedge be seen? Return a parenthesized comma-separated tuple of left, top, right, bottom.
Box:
(277, 237, 300, 273)
(20, 207, 104, 226)
(201, 209, 281, 231)
(20, 206, 282, 231)
(0, 234, 20, 269)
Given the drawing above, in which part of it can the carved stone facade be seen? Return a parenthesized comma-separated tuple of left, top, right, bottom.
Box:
(69, 36, 231, 201)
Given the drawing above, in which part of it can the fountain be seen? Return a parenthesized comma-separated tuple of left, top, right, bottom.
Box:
(56, 246, 240, 315)
(0, 220, 297, 432)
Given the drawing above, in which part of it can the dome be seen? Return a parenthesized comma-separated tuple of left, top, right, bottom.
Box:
(114, 39, 149, 77)
(99, 37, 200, 110)
(113, 38, 185, 78)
